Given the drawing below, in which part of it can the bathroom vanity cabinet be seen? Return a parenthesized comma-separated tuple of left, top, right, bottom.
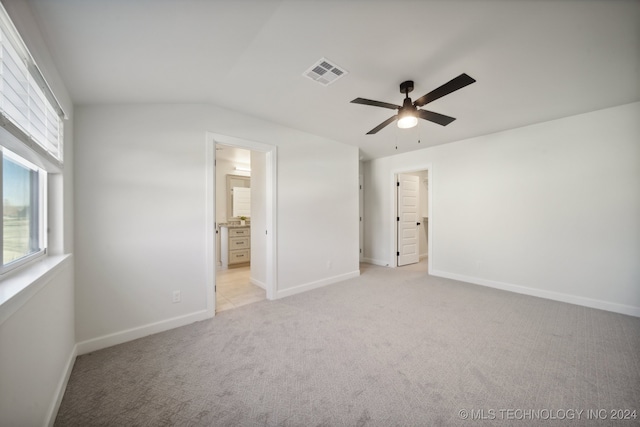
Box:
(220, 225, 250, 267)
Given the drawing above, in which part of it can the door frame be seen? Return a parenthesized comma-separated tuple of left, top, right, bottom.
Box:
(390, 164, 432, 270)
(359, 174, 364, 262)
(206, 132, 278, 317)
(397, 173, 420, 266)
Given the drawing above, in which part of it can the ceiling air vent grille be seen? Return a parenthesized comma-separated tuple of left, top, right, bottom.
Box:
(303, 57, 348, 86)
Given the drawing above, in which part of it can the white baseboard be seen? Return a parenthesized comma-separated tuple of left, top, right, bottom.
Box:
(250, 277, 266, 290)
(276, 270, 360, 299)
(430, 269, 640, 318)
(46, 343, 77, 427)
(76, 309, 212, 355)
(361, 257, 389, 267)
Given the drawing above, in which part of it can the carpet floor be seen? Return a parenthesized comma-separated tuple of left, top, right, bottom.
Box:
(55, 262, 640, 426)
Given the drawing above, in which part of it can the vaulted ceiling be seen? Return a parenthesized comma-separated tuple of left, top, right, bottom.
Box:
(25, 0, 640, 159)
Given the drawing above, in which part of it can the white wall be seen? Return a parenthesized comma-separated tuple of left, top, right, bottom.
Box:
(251, 150, 267, 288)
(364, 102, 640, 316)
(74, 103, 360, 348)
(0, 260, 75, 427)
(0, 1, 76, 426)
(276, 134, 360, 297)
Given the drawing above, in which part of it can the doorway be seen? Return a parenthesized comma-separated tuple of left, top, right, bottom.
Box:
(206, 133, 277, 317)
(392, 167, 431, 270)
(214, 144, 265, 312)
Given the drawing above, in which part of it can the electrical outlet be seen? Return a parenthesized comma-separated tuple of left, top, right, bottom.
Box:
(172, 290, 181, 303)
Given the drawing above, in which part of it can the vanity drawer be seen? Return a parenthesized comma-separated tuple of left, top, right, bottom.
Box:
(229, 227, 250, 237)
(221, 225, 251, 267)
(229, 237, 249, 250)
(229, 249, 250, 264)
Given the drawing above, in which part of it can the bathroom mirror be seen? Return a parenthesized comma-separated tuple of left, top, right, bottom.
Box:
(226, 174, 250, 220)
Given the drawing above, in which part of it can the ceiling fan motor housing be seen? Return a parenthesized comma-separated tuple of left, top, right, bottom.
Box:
(400, 80, 414, 94)
(400, 81, 416, 115)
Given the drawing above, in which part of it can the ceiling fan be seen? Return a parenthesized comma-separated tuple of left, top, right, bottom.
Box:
(351, 73, 476, 134)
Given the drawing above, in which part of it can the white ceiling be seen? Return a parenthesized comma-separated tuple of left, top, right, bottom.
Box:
(25, 0, 640, 160)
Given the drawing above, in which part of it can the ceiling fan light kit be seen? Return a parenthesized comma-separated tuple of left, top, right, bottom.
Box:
(397, 81, 418, 128)
(397, 112, 418, 129)
(351, 73, 476, 134)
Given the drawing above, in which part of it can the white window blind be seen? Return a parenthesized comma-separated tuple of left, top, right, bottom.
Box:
(0, 7, 64, 163)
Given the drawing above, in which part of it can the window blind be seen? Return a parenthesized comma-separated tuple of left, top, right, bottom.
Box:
(0, 12, 64, 162)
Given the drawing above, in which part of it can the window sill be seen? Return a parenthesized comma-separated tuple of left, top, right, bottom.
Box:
(0, 254, 72, 325)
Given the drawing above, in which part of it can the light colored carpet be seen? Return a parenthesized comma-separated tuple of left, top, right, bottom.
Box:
(55, 262, 640, 426)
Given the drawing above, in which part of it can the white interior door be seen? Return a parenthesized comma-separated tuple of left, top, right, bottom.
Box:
(397, 173, 420, 266)
(359, 174, 364, 261)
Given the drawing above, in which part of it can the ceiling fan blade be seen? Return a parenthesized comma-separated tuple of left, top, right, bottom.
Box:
(413, 73, 476, 107)
(366, 115, 398, 134)
(351, 98, 400, 110)
(418, 109, 456, 126)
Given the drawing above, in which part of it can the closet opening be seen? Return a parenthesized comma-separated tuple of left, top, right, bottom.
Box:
(392, 166, 431, 272)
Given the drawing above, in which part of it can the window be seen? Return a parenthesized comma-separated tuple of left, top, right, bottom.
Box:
(0, 3, 64, 274)
(1, 148, 46, 271)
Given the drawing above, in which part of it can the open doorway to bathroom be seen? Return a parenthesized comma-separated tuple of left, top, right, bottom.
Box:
(214, 144, 266, 312)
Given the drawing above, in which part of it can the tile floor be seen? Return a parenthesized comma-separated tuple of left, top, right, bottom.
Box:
(215, 265, 266, 312)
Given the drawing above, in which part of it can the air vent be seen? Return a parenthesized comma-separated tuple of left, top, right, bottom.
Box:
(303, 57, 348, 86)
